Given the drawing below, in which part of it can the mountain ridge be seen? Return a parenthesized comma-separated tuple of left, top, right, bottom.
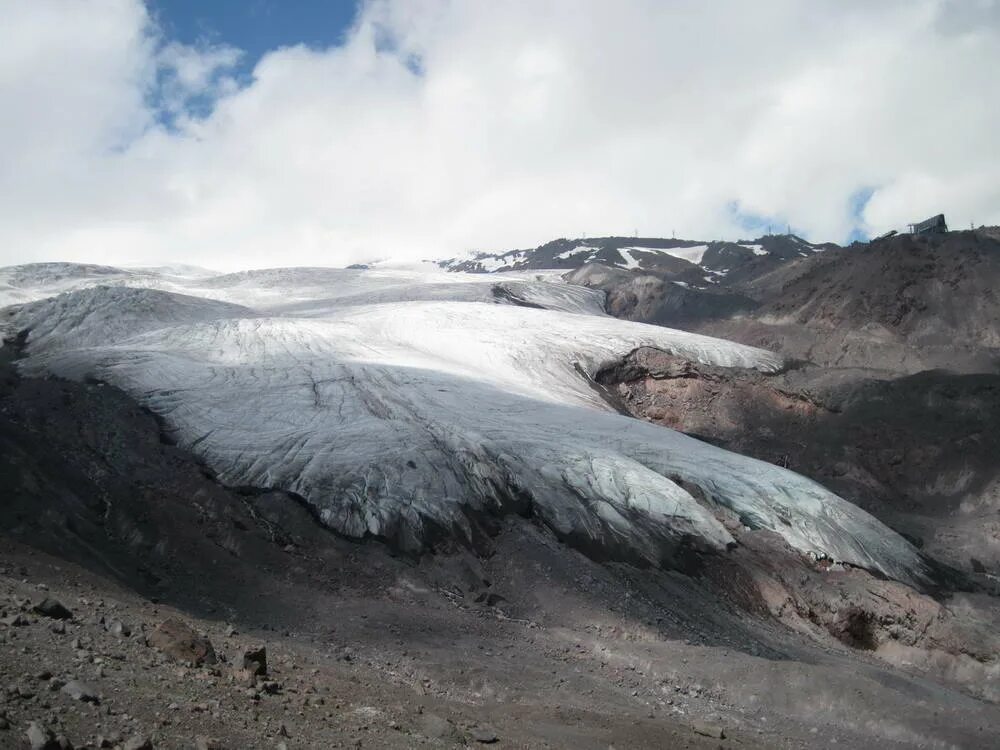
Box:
(439, 233, 835, 287)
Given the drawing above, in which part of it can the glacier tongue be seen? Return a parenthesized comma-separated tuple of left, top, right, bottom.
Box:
(4, 263, 927, 587)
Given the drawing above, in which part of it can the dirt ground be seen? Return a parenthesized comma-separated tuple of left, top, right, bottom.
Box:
(3, 530, 1000, 750)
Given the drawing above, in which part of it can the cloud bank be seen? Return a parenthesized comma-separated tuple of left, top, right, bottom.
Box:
(1, 0, 998, 269)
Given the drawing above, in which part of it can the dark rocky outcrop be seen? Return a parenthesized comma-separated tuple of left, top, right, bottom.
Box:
(564, 263, 757, 324)
(696, 230, 1000, 374)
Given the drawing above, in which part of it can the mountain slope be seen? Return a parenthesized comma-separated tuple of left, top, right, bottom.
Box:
(696, 229, 1000, 373)
(3, 263, 933, 587)
(440, 233, 833, 286)
(549, 229, 1000, 375)
(7, 261, 1000, 745)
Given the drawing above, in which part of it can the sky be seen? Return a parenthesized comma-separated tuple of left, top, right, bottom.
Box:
(146, 1, 358, 80)
(1, 0, 999, 270)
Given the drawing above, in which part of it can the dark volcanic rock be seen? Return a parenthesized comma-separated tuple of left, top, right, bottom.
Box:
(696, 230, 1000, 374)
(242, 646, 267, 676)
(564, 263, 757, 325)
(33, 598, 72, 620)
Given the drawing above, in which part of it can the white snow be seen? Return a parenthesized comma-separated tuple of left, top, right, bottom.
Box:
(618, 245, 710, 265)
(556, 245, 598, 260)
(1, 262, 927, 586)
(122, 263, 221, 278)
(476, 255, 515, 272)
(617, 248, 640, 270)
(739, 244, 769, 256)
(790, 236, 825, 252)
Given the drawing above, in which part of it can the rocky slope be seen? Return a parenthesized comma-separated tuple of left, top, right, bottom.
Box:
(563, 263, 759, 326)
(565, 229, 1000, 375)
(701, 230, 1000, 373)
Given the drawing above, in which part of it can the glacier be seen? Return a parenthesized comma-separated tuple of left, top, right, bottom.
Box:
(1, 262, 928, 586)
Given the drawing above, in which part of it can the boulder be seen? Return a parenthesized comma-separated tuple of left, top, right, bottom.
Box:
(418, 714, 457, 741)
(230, 667, 257, 688)
(33, 598, 72, 620)
(26, 721, 60, 750)
(242, 646, 267, 676)
(692, 721, 726, 739)
(470, 725, 499, 744)
(60, 680, 99, 703)
(147, 618, 216, 666)
(473, 592, 506, 607)
(105, 620, 131, 638)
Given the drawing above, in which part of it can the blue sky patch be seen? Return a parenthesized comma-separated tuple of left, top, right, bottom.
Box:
(846, 187, 876, 243)
(726, 201, 799, 241)
(148, 0, 361, 76)
(145, 0, 361, 130)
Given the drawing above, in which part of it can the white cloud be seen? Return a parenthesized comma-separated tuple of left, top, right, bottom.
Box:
(155, 40, 243, 119)
(0, 0, 998, 270)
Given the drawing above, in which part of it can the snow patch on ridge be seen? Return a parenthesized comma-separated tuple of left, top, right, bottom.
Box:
(618, 245, 710, 265)
(557, 245, 598, 260)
